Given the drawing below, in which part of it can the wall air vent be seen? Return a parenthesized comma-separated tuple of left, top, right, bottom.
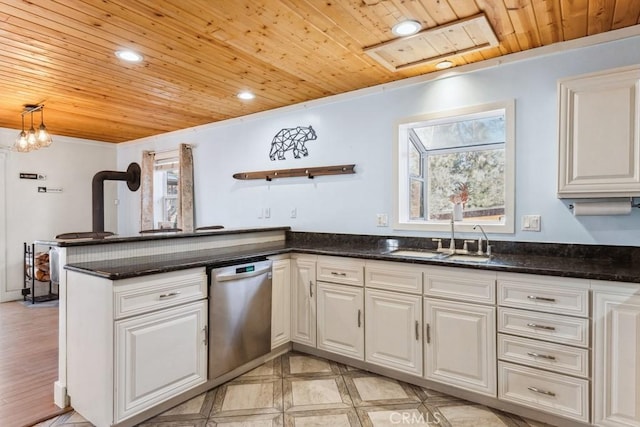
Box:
(364, 13, 499, 72)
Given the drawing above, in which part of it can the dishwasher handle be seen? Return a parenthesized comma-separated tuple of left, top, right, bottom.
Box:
(214, 266, 272, 282)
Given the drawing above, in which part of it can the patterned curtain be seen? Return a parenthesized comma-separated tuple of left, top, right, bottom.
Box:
(177, 144, 195, 232)
(140, 150, 155, 231)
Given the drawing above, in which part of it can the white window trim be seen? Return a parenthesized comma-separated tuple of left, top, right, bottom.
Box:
(393, 100, 515, 234)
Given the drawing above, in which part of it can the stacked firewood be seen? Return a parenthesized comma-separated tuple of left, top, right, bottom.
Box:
(32, 252, 51, 282)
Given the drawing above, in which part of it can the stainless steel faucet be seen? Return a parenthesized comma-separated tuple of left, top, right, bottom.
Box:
(473, 224, 491, 255)
(449, 217, 456, 254)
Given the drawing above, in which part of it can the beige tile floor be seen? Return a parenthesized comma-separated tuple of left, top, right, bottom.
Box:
(36, 352, 556, 427)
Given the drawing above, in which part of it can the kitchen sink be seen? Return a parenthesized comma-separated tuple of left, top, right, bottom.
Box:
(445, 254, 491, 263)
(388, 249, 441, 259)
(387, 249, 492, 263)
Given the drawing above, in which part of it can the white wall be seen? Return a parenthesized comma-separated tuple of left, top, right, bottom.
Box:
(0, 129, 117, 301)
(117, 35, 640, 246)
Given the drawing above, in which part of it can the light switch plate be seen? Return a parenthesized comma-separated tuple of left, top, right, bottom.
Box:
(521, 215, 541, 231)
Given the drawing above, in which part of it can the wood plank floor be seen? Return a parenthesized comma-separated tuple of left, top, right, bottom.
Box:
(0, 301, 69, 427)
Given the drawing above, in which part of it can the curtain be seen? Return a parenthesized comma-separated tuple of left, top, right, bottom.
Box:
(140, 150, 155, 231)
(178, 143, 195, 232)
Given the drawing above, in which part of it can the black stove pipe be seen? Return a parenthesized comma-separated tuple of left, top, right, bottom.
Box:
(92, 162, 141, 232)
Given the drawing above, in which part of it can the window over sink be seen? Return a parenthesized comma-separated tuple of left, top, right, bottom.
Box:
(394, 101, 515, 233)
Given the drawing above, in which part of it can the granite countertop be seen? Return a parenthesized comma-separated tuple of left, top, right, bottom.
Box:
(64, 234, 640, 284)
(37, 226, 291, 247)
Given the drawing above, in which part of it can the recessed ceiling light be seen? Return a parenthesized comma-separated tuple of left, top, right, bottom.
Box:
(237, 91, 255, 100)
(392, 20, 421, 37)
(435, 60, 454, 70)
(115, 50, 143, 62)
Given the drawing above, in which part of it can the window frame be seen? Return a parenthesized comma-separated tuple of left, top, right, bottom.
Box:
(393, 100, 515, 234)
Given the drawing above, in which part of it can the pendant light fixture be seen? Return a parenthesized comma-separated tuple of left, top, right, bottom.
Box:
(36, 107, 53, 147)
(15, 114, 29, 152)
(13, 104, 52, 152)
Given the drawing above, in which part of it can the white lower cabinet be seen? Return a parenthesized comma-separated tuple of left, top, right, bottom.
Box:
(424, 298, 496, 396)
(270, 258, 291, 349)
(497, 273, 591, 423)
(115, 301, 207, 422)
(317, 281, 364, 360)
(66, 268, 208, 427)
(291, 255, 317, 346)
(593, 286, 640, 427)
(365, 288, 423, 376)
(499, 362, 590, 422)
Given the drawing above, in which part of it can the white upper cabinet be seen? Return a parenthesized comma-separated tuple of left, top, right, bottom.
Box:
(558, 65, 640, 198)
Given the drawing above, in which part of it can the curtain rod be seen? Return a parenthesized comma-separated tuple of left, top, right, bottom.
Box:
(145, 144, 193, 155)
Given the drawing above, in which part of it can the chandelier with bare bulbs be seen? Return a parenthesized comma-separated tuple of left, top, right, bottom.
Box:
(14, 104, 53, 152)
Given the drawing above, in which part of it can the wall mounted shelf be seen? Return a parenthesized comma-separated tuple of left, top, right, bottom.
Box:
(233, 164, 356, 181)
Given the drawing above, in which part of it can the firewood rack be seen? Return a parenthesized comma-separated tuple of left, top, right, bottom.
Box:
(22, 242, 59, 304)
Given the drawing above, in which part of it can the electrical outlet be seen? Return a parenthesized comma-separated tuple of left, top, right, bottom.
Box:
(376, 213, 389, 227)
(521, 215, 541, 231)
(290, 208, 297, 218)
(264, 207, 271, 219)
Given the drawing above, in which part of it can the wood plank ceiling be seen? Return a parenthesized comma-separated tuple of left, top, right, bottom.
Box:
(0, 0, 638, 144)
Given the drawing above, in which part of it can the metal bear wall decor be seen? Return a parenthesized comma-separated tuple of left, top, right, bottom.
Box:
(269, 125, 317, 160)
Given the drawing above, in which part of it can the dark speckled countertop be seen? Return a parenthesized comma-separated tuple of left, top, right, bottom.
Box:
(64, 231, 640, 284)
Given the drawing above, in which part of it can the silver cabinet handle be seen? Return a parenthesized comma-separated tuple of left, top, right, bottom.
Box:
(527, 295, 556, 303)
(426, 323, 431, 344)
(527, 352, 556, 360)
(331, 271, 347, 277)
(159, 291, 181, 299)
(415, 321, 419, 340)
(357, 309, 361, 328)
(309, 281, 313, 298)
(203, 325, 208, 346)
(527, 323, 556, 331)
(527, 386, 556, 397)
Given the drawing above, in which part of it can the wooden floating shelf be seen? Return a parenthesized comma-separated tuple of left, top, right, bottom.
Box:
(233, 164, 356, 181)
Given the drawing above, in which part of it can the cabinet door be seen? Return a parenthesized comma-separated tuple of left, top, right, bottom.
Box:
(365, 289, 422, 376)
(115, 300, 207, 422)
(594, 290, 640, 427)
(424, 298, 496, 396)
(291, 258, 317, 346)
(558, 66, 640, 197)
(317, 282, 364, 360)
(271, 259, 291, 349)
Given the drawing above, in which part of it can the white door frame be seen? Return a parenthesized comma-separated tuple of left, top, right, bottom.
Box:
(0, 150, 7, 302)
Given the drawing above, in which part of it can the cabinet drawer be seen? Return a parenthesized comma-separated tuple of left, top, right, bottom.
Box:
(317, 256, 365, 286)
(497, 274, 589, 317)
(424, 266, 496, 304)
(498, 362, 589, 422)
(114, 268, 207, 319)
(498, 308, 589, 347)
(365, 261, 423, 294)
(498, 334, 589, 378)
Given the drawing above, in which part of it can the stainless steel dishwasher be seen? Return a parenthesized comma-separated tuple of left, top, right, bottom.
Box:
(208, 259, 272, 379)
